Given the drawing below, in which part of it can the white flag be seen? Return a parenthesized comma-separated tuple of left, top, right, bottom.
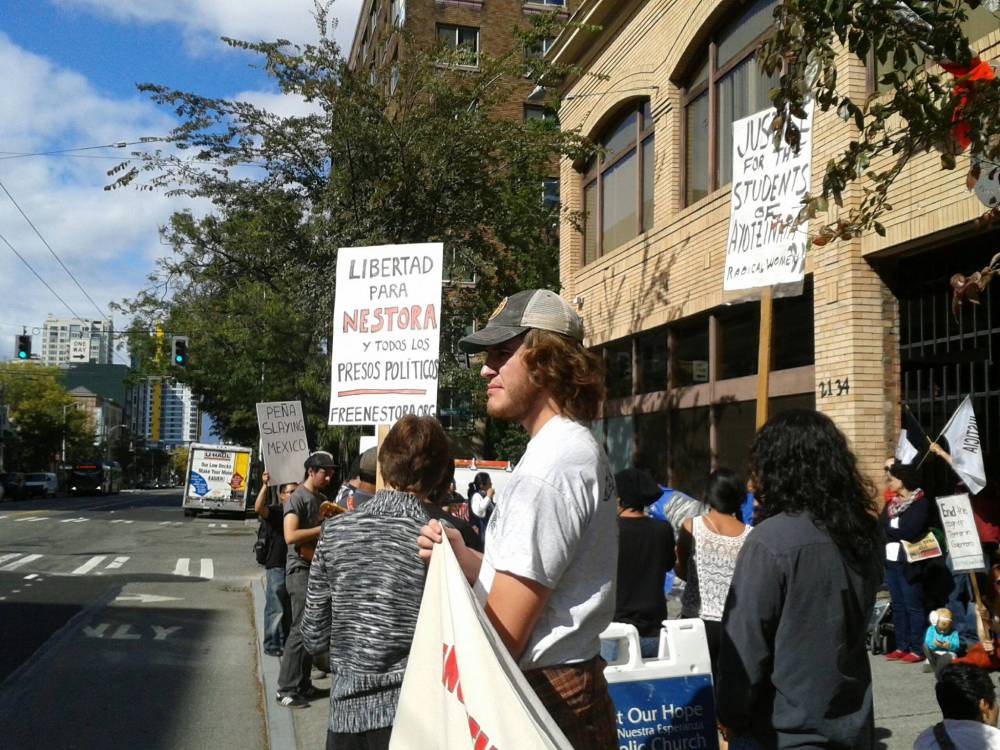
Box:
(895, 430, 918, 464)
(940, 396, 987, 495)
(390, 533, 572, 749)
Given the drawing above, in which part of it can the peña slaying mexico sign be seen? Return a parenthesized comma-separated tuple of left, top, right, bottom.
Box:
(724, 102, 814, 291)
(328, 243, 443, 426)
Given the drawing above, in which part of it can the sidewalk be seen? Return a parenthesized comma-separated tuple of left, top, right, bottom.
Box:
(252, 576, 329, 750)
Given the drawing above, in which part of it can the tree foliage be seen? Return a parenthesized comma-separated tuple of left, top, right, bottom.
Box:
(0, 366, 96, 469)
(112, 8, 592, 460)
(761, 0, 1000, 245)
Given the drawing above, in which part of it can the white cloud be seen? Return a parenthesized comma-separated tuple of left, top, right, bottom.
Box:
(0, 33, 194, 360)
(53, 0, 365, 55)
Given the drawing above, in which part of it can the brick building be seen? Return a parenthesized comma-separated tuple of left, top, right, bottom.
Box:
(550, 0, 999, 494)
(347, 0, 575, 125)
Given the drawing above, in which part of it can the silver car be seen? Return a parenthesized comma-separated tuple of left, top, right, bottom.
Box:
(24, 472, 58, 499)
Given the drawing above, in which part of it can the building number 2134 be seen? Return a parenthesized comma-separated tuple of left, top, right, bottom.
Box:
(818, 378, 850, 398)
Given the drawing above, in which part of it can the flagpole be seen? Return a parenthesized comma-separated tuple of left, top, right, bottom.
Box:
(916, 397, 965, 469)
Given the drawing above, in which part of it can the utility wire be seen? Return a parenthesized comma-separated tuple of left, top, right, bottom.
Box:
(0, 178, 107, 321)
(0, 139, 164, 161)
(0, 230, 86, 321)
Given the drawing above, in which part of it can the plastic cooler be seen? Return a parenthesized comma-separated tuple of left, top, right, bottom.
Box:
(601, 619, 718, 750)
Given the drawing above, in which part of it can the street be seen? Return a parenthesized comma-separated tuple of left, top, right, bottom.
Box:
(0, 489, 266, 750)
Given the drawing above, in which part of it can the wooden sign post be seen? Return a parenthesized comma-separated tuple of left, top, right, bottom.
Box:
(755, 288, 773, 430)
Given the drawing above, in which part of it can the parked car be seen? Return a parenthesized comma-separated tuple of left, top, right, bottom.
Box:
(0, 472, 26, 501)
(24, 472, 58, 499)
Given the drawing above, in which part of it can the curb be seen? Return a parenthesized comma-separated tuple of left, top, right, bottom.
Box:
(253, 576, 298, 750)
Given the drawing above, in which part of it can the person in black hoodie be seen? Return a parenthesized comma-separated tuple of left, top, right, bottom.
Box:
(603, 467, 674, 660)
(882, 460, 933, 663)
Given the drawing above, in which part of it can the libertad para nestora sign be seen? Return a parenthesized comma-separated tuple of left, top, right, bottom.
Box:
(328, 243, 443, 426)
(724, 101, 814, 291)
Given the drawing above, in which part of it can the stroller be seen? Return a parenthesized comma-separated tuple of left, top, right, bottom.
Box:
(866, 597, 895, 655)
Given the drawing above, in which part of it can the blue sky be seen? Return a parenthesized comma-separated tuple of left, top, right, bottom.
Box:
(0, 0, 363, 363)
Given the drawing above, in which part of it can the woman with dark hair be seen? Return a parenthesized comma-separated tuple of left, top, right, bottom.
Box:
(675, 468, 750, 671)
(716, 410, 883, 750)
(468, 471, 494, 545)
(882, 459, 933, 664)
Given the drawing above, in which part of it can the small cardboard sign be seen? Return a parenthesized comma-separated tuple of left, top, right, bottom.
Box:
(256, 401, 310, 486)
(902, 531, 943, 564)
(937, 493, 986, 572)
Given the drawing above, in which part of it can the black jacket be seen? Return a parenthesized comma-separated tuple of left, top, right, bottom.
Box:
(717, 512, 882, 749)
(880, 491, 931, 581)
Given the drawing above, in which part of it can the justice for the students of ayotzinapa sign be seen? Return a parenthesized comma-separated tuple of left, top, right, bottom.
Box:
(328, 243, 443, 426)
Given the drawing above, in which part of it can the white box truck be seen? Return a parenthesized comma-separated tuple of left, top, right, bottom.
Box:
(182, 443, 254, 517)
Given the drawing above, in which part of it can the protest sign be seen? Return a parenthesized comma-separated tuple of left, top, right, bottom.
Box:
(255, 400, 310, 486)
(329, 243, 443, 427)
(724, 102, 814, 291)
(937, 493, 986, 572)
(390, 534, 572, 749)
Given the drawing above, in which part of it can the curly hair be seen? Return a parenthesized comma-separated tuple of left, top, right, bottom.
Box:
(748, 409, 879, 567)
(521, 329, 605, 422)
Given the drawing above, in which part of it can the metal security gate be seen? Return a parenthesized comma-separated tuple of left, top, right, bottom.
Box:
(899, 263, 998, 480)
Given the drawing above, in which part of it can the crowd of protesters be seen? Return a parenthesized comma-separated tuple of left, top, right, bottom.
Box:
(249, 286, 1000, 750)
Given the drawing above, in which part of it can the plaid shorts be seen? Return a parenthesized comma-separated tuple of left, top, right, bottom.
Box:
(523, 656, 618, 750)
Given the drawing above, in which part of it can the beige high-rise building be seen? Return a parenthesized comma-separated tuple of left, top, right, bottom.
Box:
(40, 315, 114, 367)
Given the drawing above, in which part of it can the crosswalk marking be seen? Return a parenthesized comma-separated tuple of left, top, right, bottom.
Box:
(61, 518, 89, 523)
(2, 554, 42, 571)
(14, 516, 48, 523)
(106, 556, 129, 570)
(207, 523, 230, 529)
(24, 573, 39, 580)
(158, 521, 183, 526)
(0, 553, 21, 566)
(172, 558, 190, 576)
(109, 519, 134, 525)
(71, 556, 107, 576)
(200, 558, 214, 579)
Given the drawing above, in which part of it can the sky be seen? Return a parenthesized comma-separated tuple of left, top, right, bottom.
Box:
(0, 0, 364, 364)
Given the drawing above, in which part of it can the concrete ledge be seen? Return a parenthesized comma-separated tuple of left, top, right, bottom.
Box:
(252, 576, 297, 750)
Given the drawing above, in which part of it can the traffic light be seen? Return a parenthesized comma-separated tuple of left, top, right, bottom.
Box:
(16, 334, 31, 360)
(171, 336, 189, 367)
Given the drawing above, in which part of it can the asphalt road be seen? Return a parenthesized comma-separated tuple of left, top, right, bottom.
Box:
(0, 489, 267, 750)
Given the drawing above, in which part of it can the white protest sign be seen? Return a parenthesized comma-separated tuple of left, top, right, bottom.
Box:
(390, 534, 572, 750)
(937, 493, 986, 573)
(255, 401, 310, 486)
(724, 102, 814, 290)
(329, 243, 443, 426)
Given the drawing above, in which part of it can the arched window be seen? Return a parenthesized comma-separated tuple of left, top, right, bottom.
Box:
(582, 99, 655, 264)
(682, 0, 779, 205)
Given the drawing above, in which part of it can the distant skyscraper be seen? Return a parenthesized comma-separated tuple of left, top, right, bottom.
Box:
(128, 377, 200, 449)
(40, 315, 114, 366)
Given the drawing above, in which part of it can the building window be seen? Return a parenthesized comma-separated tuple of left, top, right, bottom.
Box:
(581, 99, 655, 263)
(682, 0, 779, 205)
(437, 24, 480, 68)
(529, 0, 565, 5)
(392, 0, 405, 26)
(523, 104, 558, 124)
(542, 178, 559, 210)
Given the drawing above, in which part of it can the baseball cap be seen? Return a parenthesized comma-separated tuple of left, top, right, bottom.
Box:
(304, 451, 337, 472)
(357, 448, 377, 483)
(458, 289, 584, 353)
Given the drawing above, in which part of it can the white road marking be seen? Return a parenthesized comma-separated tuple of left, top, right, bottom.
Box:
(106, 556, 130, 570)
(172, 558, 190, 576)
(208, 523, 216, 528)
(1, 554, 42, 571)
(116, 593, 181, 604)
(24, 573, 38, 580)
(200, 558, 214, 579)
(0, 515, 8, 521)
(14, 516, 48, 523)
(71, 556, 107, 575)
(109, 519, 133, 525)
(61, 518, 89, 523)
(0, 553, 21, 566)
(220, 524, 229, 529)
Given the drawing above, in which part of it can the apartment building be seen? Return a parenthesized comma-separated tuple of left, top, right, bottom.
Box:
(40, 315, 114, 367)
(551, 0, 999, 494)
(128, 377, 200, 450)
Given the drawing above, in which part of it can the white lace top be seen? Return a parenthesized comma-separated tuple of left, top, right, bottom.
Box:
(680, 515, 752, 621)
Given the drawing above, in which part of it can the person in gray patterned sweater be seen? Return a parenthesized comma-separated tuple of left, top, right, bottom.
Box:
(301, 414, 453, 750)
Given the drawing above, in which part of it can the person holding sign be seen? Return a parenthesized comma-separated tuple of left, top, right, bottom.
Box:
(417, 288, 618, 749)
(881, 461, 935, 664)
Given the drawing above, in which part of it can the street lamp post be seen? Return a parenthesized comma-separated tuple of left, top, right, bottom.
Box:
(102, 424, 125, 462)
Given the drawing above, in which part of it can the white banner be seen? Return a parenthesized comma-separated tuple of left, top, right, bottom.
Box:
(940, 396, 987, 495)
(724, 102, 814, 291)
(329, 243, 443, 426)
(255, 401, 310, 486)
(937, 494, 985, 573)
(390, 535, 572, 749)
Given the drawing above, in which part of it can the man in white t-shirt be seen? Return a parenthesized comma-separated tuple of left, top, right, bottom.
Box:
(914, 663, 1000, 749)
(418, 288, 618, 749)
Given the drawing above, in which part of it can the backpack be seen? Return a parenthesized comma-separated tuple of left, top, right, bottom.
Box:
(254, 518, 271, 565)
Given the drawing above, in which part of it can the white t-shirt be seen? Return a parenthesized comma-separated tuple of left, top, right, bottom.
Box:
(913, 719, 1000, 749)
(471, 491, 492, 518)
(477, 415, 618, 670)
